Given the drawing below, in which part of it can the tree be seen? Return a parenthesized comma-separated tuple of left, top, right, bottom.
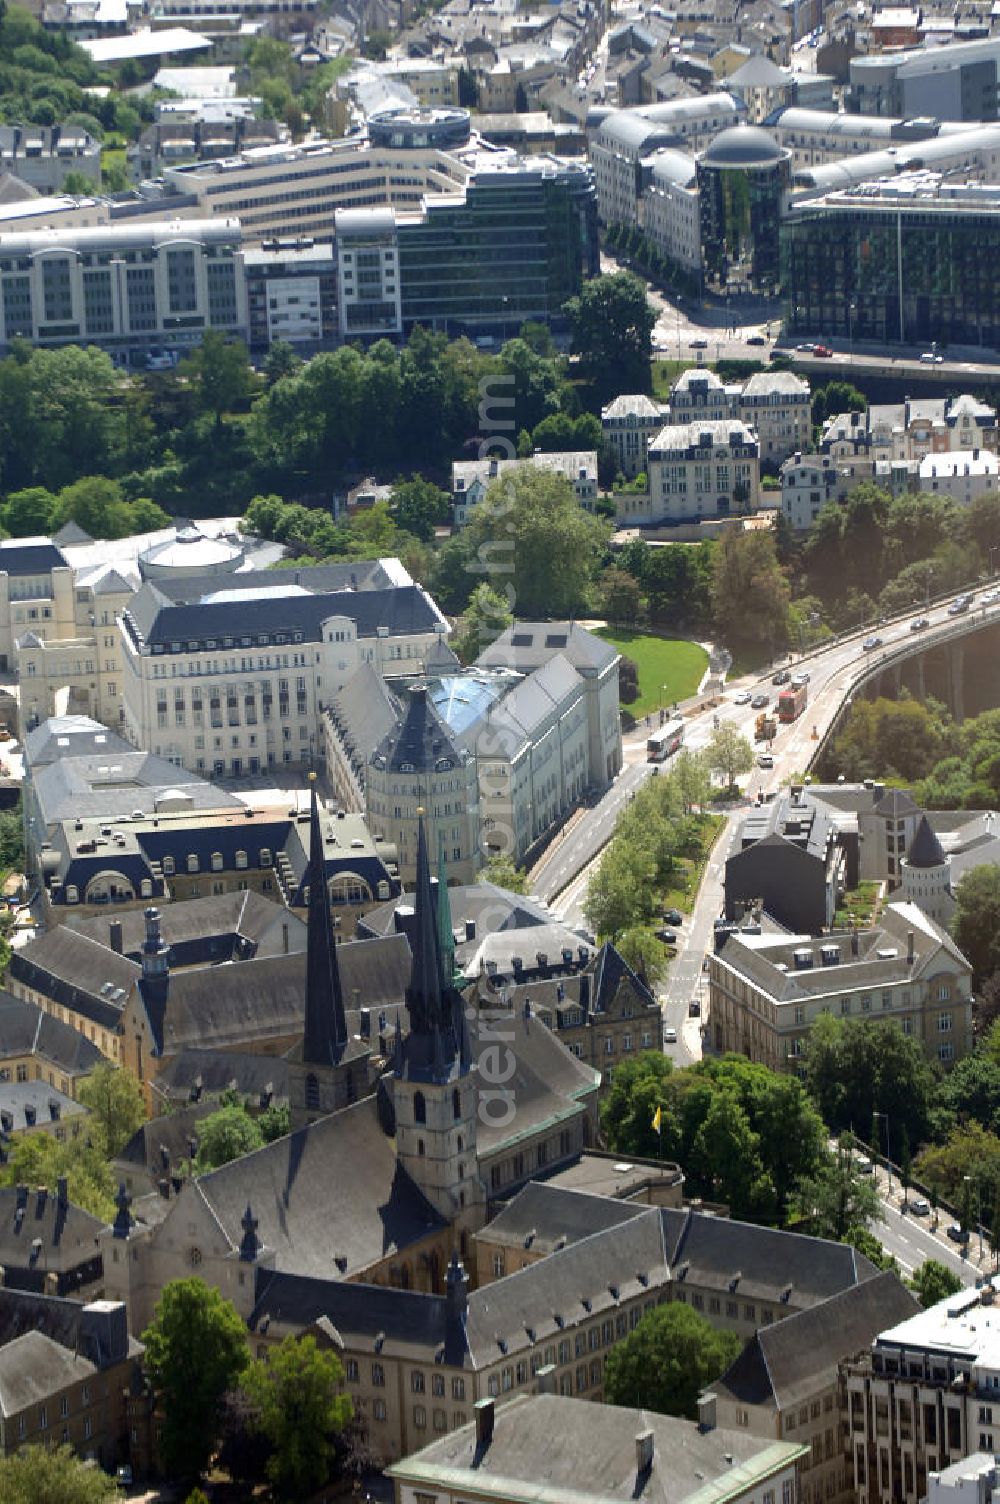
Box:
(710, 529, 790, 652)
(194, 1104, 265, 1172)
(0, 1122, 115, 1221)
(461, 468, 610, 620)
(2, 485, 57, 535)
(794, 1140, 881, 1241)
(480, 856, 528, 895)
(142, 1278, 250, 1485)
(601, 1052, 674, 1158)
(389, 475, 450, 543)
(952, 864, 1000, 988)
(262, 340, 300, 387)
(909, 1259, 962, 1309)
(705, 723, 754, 788)
(584, 841, 653, 942)
(604, 1302, 741, 1419)
(76, 1061, 145, 1155)
(243, 1335, 353, 1500)
(0, 1444, 121, 1502)
(564, 271, 656, 400)
(618, 654, 640, 705)
(803, 1014, 936, 1151)
(600, 568, 643, 625)
(183, 331, 253, 428)
(616, 926, 667, 988)
(450, 581, 513, 664)
(672, 750, 712, 814)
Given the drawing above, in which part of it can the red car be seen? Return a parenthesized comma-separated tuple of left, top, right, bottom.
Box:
(813, 344, 833, 357)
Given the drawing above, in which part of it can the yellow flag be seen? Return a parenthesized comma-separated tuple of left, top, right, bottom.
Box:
(652, 1105, 663, 1135)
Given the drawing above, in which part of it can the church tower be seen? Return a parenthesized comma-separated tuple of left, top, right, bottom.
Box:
(393, 812, 482, 1225)
(287, 783, 367, 1130)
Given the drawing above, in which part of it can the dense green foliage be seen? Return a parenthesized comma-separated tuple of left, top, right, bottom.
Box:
(602, 1053, 828, 1224)
(564, 271, 656, 400)
(820, 699, 1000, 813)
(803, 1014, 936, 1152)
(76, 1062, 146, 1156)
(0, 1444, 121, 1502)
(910, 1259, 963, 1307)
(142, 1279, 250, 1484)
(242, 1335, 353, 1500)
(604, 1303, 741, 1418)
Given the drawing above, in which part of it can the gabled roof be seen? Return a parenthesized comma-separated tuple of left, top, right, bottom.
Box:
(9, 928, 140, 1029)
(250, 1268, 466, 1364)
(194, 1095, 447, 1280)
(480, 1181, 649, 1254)
(0, 1185, 105, 1283)
(0, 540, 68, 576)
(874, 788, 919, 818)
(0, 991, 103, 1076)
(714, 1270, 919, 1411)
(475, 621, 617, 676)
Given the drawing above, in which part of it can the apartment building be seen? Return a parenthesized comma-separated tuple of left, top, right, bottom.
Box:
(588, 96, 742, 228)
(0, 539, 74, 676)
(451, 452, 598, 526)
(0, 220, 246, 356)
(243, 236, 337, 351)
(0, 124, 101, 193)
(780, 453, 847, 532)
(845, 1280, 1000, 1504)
(17, 561, 135, 731)
(739, 371, 811, 468)
(601, 394, 668, 478)
(118, 572, 448, 777)
(919, 450, 1000, 503)
(644, 418, 760, 523)
(642, 148, 701, 274)
(708, 901, 974, 1072)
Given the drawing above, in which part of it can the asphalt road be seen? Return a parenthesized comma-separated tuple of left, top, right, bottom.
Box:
(536, 585, 1000, 1067)
(871, 1166, 988, 1286)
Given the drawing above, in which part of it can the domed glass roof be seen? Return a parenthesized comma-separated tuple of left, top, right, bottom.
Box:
(701, 124, 784, 167)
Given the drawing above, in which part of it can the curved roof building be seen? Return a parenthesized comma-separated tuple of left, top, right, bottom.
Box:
(138, 524, 245, 582)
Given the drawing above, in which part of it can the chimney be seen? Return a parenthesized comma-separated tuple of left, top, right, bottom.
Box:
(907, 929, 915, 965)
(282, 921, 289, 955)
(81, 1300, 129, 1365)
(475, 1398, 495, 1449)
(488, 457, 499, 477)
(109, 920, 123, 954)
(698, 1393, 717, 1432)
(636, 1430, 655, 1477)
(579, 975, 590, 1011)
(35, 1185, 47, 1213)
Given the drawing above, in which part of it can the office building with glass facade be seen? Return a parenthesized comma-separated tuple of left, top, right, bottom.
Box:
(782, 175, 1000, 347)
(696, 125, 792, 296)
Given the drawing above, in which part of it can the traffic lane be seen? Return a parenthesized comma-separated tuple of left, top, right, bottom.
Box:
(532, 761, 652, 901)
(875, 1197, 981, 1285)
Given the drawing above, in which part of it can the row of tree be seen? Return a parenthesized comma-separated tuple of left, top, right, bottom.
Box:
(820, 697, 1000, 812)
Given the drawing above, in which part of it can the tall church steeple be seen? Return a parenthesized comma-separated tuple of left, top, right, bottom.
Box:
(397, 811, 464, 1081)
(301, 782, 348, 1067)
(437, 838, 457, 986)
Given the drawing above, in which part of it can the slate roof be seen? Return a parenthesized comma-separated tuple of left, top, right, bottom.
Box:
(0, 1330, 99, 1417)
(67, 890, 305, 964)
(714, 1270, 919, 1411)
(123, 580, 446, 651)
(32, 747, 237, 826)
(660, 1206, 877, 1306)
(458, 655, 583, 758)
(479, 1181, 650, 1254)
(136, 932, 411, 1055)
(905, 814, 947, 869)
(0, 1079, 86, 1134)
(0, 540, 68, 576)
(24, 715, 130, 770)
(194, 1095, 447, 1280)
(389, 1392, 805, 1504)
(250, 1268, 465, 1362)
(468, 1008, 598, 1155)
(9, 928, 140, 1030)
(475, 621, 617, 677)
(0, 991, 103, 1077)
(152, 1048, 290, 1107)
(0, 1184, 105, 1288)
(329, 660, 400, 762)
(874, 788, 919, 818)
(375, 682, 468, 776)
(140, 558, 406, 604)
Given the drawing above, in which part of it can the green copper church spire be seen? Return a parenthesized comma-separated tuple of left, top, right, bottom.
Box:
(437, 837, 458, 985)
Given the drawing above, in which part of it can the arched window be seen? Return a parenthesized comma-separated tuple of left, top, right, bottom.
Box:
(414, 1091, 426, 1125)
(453, 1087, 461, 1121)
(305, 1073, 320, 1111)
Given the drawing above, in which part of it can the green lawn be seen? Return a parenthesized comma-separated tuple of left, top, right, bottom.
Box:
(597, 629, 708, 717)
(834, 880, 884, 929)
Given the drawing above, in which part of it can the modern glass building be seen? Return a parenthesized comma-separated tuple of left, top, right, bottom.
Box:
(696, 125, 792, 295)
(781, 176, 1000, 346)
(396, 158, 599, 334)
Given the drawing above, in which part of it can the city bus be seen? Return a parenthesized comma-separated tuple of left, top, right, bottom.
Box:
(778, 683, 808, 722)
(647, 717, 685, 762)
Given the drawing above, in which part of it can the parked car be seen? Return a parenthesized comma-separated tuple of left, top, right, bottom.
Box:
(910, 1197, 931, 1216)
(947, 1222, 968, 1242)
(758, 752, 774, 769)
(910, 616, 930, 631)
(746, 333, 767, 345)
(665, 1027, 678, 1043)
(662, 908, 683, 926)
(751, 693, 769, 709)
(813, 344, 833, 357)
(772, 669, 791, 685)
(855, 1154, 873, 1175)
(983, 588, 1000, 605)
(733, 689, 752, 705)
(920, 351, 944, 364)
(796, 342, 816, 353)
(690, 337, 708, 349)
(863, 634, 883, 650)
(657, 929, 678, 946)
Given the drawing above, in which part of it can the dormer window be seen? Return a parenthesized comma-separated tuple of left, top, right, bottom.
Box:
(187, 855, 199, 874)
(211, 852, 223, 872)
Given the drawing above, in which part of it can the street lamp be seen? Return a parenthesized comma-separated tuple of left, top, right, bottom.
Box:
(848, 302, 857, 362)
(965, 1173, 984, 1262)
(990, 545, 999, 579)
(873, 1110, 891, 1189)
